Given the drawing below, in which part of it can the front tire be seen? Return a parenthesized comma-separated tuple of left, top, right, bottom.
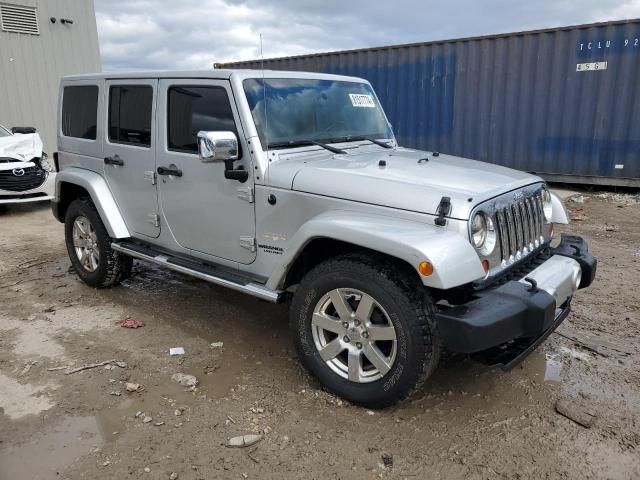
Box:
(64, 198, 132, 288)
(290, 254, 441, 408)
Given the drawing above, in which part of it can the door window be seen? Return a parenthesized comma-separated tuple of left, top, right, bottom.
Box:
(109, 85, 153, 147)
(62, 85, 99, 139)
(167, 86, 239, 155)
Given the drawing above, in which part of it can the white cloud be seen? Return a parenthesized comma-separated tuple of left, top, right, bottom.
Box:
(591, 0, 640, 21)
(95, 0, 638, 71)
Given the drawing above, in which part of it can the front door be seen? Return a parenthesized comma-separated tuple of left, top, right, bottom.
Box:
(156, 79, 256, 264)
(103, 79, 160, 238)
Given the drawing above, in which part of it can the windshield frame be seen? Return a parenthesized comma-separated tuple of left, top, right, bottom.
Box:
(241, 77, 394, 152)
(0, 125, 12, 138)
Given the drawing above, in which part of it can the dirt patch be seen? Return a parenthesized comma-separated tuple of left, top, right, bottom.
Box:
(0, 194, 639, 479)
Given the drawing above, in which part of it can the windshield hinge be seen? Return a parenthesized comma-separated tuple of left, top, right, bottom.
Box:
(434, 196, 451, 226)
(237, 186, 254, 203)
(239, 236, 256, 252)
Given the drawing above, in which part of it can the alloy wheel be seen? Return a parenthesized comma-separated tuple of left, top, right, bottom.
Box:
(72, 215, 100, 272)
(311, 288, 397, 383)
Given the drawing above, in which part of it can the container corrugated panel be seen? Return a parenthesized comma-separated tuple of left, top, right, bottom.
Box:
(219, 20, 640, 186)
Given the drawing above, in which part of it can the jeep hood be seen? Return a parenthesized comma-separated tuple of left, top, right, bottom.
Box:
(0, 133, 43, 162)
(270, 147, 542, 219)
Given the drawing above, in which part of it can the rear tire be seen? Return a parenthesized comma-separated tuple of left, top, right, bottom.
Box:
(290, 253, 441, 408)
(64, 198, 132, 288)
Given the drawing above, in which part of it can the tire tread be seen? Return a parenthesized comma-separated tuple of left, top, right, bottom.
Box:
(291, 252, 441, 408)
(65, 197, 132, 288)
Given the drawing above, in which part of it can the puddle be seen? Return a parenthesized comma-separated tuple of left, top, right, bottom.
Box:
(186, 335, 288, 399)
(559, 345, 591, 361)
(0, 416, 103, 480)
(404, 350, 565, 417)
(510, 350, 564, 384)
(544, 353, 563, 382)
(94, 400, 136, 442)
(92, 378, 219, 434)
(188, 355, 245, 399)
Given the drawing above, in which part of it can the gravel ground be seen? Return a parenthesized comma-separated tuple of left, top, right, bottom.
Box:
(0, 190, 638, 480)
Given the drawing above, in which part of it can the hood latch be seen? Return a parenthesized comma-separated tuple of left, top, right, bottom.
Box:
(434, 196, 451, 226)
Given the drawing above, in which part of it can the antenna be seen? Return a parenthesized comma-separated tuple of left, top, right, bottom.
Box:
(260, 33, 271, 191)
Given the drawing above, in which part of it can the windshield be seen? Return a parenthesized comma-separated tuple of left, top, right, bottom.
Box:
(0, 125, 11, 137)
(243, 78, 393, 150)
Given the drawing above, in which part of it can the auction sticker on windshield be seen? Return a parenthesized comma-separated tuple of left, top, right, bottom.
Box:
(349, 93, 376, 108)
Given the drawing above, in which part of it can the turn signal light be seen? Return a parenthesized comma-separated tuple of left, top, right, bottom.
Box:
(481, 259, 490, 273)
(418, 261, 433, 276)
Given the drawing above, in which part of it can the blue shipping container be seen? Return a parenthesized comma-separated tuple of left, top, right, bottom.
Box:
(219, 19, 640, 187)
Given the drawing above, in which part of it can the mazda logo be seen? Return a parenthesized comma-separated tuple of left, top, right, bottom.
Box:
(12, 168, 25, 177)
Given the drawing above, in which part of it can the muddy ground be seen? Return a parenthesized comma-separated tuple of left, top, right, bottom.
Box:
(0, 189, 638, 480)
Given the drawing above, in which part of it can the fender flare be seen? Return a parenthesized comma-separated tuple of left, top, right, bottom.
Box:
(55, 168, 130, 238)
(267, 211, 485, 290)
(550, 191, 569, 224)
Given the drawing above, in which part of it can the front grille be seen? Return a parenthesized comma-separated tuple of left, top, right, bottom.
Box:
(473, 247, 550, 291)
(494, 191, 545, 264)
(0, 167, 47, 192)
(0, 192, 48, 200)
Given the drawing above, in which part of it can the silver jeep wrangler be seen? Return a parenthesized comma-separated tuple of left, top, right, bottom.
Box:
(52, 70, 596, 408)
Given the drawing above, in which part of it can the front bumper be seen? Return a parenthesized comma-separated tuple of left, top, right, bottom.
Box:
(436, 234, 596, 367)
(0, 171, 55, 204)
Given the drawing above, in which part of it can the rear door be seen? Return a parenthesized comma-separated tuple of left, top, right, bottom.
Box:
(103, 79, 160, 238)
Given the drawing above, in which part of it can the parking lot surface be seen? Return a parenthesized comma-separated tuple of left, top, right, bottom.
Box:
(0, 192, 639, 479)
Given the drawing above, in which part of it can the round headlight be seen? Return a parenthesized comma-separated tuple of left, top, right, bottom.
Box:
(471, 212, 497, 255)
(541, 188, 553, 221)
(471, 212, 487, 248)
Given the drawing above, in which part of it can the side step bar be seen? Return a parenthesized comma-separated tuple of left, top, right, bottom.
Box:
(111, 242, 282, 303)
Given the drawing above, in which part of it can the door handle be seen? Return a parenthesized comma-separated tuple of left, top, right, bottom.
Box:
(104, 156, 124, 166)
(157, 165, 183, 177)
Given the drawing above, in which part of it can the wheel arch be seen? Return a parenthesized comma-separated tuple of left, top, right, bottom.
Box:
(55, 181, 90, 222)
(267, 211, 486, 291)
(550, 191, 569, 224)
(281, 237, 419, 291)
(54, 168, 129, 238)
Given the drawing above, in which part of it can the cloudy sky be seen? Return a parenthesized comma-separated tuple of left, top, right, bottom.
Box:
(95, 0, 640, 71)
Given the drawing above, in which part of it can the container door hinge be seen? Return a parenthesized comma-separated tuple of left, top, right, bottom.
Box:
(237, 186, 254, 203)
(148, 213, 160, 227)
(239, 236, 256, 252)
(144, 170, 157, 185)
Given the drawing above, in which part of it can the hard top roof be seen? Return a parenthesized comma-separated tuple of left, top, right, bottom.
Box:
(62, 69, 366, 83)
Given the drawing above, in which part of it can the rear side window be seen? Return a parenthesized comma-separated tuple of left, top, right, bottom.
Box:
(167, 86, 237, 154)
(109, 85, 153, 147)
(62, 85, 99, 140)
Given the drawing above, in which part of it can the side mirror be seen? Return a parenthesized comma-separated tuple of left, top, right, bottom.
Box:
(197, 131, 238, 163)
(197, 130, 248, 182)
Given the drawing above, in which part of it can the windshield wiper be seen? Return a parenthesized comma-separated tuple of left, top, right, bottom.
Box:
(268, 140, 346, 154)
(328, 135, 393, 149)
